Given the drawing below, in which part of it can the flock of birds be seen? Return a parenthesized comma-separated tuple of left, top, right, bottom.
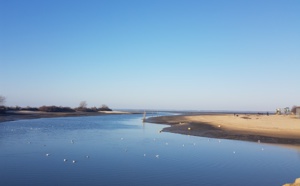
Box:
(42, 140, 90, 164)
(26, 126, 266, 165)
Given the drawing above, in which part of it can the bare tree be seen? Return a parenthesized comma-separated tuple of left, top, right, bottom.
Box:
(79, 101, 87, 108)
(0, 95, 5, 106)
(101, 104, 108, 109)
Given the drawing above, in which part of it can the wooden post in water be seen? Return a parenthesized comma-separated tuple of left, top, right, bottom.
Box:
(142, 111, 146, 122)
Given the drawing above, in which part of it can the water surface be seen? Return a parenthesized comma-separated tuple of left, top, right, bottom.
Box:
(0, 114, 299, 186)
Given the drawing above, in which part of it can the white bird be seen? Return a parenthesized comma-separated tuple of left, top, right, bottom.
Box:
(86, 155, 89, 158)
(144, 154, 146, 157)
(72, 160, 76, 163)
(46, 153, 50, 156)
(155, 155, 159, 158)
(233, 151, 236, 154)
(121, 138, 124, 140)
(63, 159, 67, 162)
(182, 144, 185, 147)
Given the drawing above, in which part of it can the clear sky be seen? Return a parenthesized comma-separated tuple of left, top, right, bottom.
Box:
(0, 0, 299, 111)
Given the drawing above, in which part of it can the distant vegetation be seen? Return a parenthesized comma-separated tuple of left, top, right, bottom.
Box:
(0, 98, 112, 114)
(0, 96, 5, 105)
(0, 95, 112, 114)
(0, 95, 6, 114)
(75, 105, 112, 112)
(39, 106, 75, 112)
(74, 101, 112, 112)
(3, 105, 112, 113)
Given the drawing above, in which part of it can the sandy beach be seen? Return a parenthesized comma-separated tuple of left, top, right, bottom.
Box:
(146, 114, 300, 145)
(0, 110, 132, 123)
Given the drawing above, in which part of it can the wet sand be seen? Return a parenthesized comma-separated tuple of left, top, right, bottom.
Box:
(146, 114, 300, 145)
(0, 110, 132, 123)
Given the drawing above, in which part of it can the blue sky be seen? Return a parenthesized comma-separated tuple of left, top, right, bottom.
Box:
(0, 0, 299, 111)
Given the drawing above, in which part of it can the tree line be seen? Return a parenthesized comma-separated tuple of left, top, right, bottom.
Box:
(0, 96, 112, 114)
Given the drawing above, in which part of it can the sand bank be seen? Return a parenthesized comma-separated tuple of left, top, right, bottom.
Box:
(0, 110, 132, 123)
(283, 178, 300, 186)
(146, 114, 300, 145)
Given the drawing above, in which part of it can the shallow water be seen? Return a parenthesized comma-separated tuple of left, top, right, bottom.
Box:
(0, 113, 299, 186)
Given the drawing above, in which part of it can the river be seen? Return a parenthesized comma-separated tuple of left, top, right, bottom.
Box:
(0, 113, 299, 185)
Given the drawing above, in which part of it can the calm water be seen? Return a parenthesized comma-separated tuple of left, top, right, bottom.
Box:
(0, 113, 299, 186)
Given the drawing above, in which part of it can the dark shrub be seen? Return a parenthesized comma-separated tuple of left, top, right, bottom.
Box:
(21, 107, 39, 111)
(98, 106, 112, 111)
(6, 106, 21, 111)
(75, 107, 97, 112)
(39, 106, 75, 112)
(0, 106, 6, 114)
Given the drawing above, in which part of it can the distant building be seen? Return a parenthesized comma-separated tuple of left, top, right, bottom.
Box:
(296, 108, 300, 118)
(284, 107, 290, 115)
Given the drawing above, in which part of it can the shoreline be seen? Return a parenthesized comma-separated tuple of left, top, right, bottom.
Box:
(0, 110, 133, 123)
(2, 111, 300, 146)
(146, 114, 300, 146)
